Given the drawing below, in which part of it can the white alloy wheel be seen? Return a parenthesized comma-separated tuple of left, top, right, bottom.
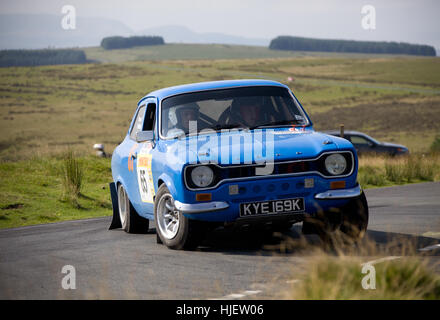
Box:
(157, 192, 180, 240)
(117, 184, 128, 228)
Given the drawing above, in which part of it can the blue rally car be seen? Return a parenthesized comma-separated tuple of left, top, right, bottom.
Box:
(109, 79, 368, 249)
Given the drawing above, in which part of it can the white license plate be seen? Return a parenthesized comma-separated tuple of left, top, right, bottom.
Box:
(240, 198, 305, 217)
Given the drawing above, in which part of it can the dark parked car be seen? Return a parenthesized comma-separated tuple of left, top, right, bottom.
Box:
(324, 131, 409, 156)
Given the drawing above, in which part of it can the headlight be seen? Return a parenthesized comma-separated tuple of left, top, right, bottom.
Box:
(190, 166, 214, 187)
(324, 153, 347, 175)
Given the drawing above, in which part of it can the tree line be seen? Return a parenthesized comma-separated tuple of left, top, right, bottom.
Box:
(269, 36, 436, 56)
(0, 49, 87, 67)
(100, 36, 165, 50)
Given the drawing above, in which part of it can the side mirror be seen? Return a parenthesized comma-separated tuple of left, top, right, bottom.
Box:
(136, 131, 154, 143)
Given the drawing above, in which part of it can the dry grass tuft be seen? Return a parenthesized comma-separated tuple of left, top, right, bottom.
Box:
(61, 150, 84, 207)
(358, 153, 440, 187)
(271, 232, 440, 300)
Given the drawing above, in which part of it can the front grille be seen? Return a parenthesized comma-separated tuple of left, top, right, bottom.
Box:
(184, 151, 354, 190)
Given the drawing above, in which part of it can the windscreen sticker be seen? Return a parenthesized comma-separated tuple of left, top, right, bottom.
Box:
(137, 153, 155, 203)
(273, 126, 308, 135)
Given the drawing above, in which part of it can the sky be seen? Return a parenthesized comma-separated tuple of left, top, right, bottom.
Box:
(1, 0, 439, 49)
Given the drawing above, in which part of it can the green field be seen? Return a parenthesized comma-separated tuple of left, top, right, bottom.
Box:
(83, 43, 373, 63)
(1, 43, 439, 228)
(0, 156, 111, 228)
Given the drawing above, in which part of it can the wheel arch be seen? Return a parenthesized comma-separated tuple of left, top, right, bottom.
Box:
(156, 173, 178, 200)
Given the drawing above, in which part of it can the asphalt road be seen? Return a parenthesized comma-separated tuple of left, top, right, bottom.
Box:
(1, 182, 439, 299)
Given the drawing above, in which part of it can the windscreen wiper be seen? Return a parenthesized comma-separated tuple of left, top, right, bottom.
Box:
(249, 119, 305, 130)
(208, 124, 249, 131)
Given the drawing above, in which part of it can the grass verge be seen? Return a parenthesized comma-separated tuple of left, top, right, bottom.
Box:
(286, 255, 440, 299)
(0, 154, 112, 228)
(358, 153, 440, 188)
(270, 233, 440, 300)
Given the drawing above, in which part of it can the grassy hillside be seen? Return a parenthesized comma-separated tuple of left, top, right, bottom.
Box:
(83, 43, 404, 63)
(1, 44, 439, 228)
(84, 43, 304, 63)
(0, 155, 111, 228)
(1, 52, 439, 161)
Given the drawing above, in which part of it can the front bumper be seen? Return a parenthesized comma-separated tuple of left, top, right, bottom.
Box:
(174, 200, 229, 213)
(177, 176, 362, 222)
(177, 184, 361, 214)
(314, 184, 362, 199)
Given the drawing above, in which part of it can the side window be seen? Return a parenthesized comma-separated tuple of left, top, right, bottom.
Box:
(351, 135, 371, 145)
(143, 103, 156, 132)
(130, 105, 146, 140)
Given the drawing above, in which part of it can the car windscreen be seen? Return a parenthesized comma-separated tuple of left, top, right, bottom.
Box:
(160, 86, 308, 139)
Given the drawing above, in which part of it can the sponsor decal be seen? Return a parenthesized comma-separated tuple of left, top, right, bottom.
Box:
(137, 147, 155, 203)
(272, 126, 308, 135)
(127, 143, 138, 172)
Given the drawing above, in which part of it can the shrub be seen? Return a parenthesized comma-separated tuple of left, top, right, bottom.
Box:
(100, 36, 165, 50)
(61, 150, 83, 207)
(385, 160, 405, 183)
(430, 135, 440, 153)
(269, 36, 436, 56)
(358, 165, 386, 186)
(0, 49, 87, 67)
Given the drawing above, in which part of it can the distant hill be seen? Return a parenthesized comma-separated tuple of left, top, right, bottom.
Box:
(137, 25, 269, 47)
(270, 36, 436, 56)
(0, 14, 133, 49)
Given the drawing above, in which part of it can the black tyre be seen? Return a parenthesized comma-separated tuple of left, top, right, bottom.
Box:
(272, 222, 294, 233)
(339, 191, 369, 240)
(303, 191, 369, 243)
(117, 183, 149, 234)
(154, 184, 203, 250)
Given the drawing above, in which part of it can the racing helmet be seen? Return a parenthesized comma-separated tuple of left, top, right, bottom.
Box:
(168, 102, 200, 126)
(229, 96, 265, 125)
(230, 96, 263, 115)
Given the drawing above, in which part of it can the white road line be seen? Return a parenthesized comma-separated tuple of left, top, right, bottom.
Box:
(361, 256, 401, 266)
(210, 290, 262, 300)
(418, 243, 440, 252)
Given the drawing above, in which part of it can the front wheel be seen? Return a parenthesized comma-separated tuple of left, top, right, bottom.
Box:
(339, 191, 369, 240)
(303, 191, 369, 244)
(154, 184, 203, 250)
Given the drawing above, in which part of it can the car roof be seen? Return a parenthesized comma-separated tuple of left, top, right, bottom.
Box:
(323, 130, 367, 136)
(138, 79, 289, 104)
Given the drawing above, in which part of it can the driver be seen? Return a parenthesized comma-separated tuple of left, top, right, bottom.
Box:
(167, 102, 200, 138)
(230, 96, 263, 127)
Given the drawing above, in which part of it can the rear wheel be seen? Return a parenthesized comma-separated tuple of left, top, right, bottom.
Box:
(154, 184, 203, 250)
(117, 184, 149, 234)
